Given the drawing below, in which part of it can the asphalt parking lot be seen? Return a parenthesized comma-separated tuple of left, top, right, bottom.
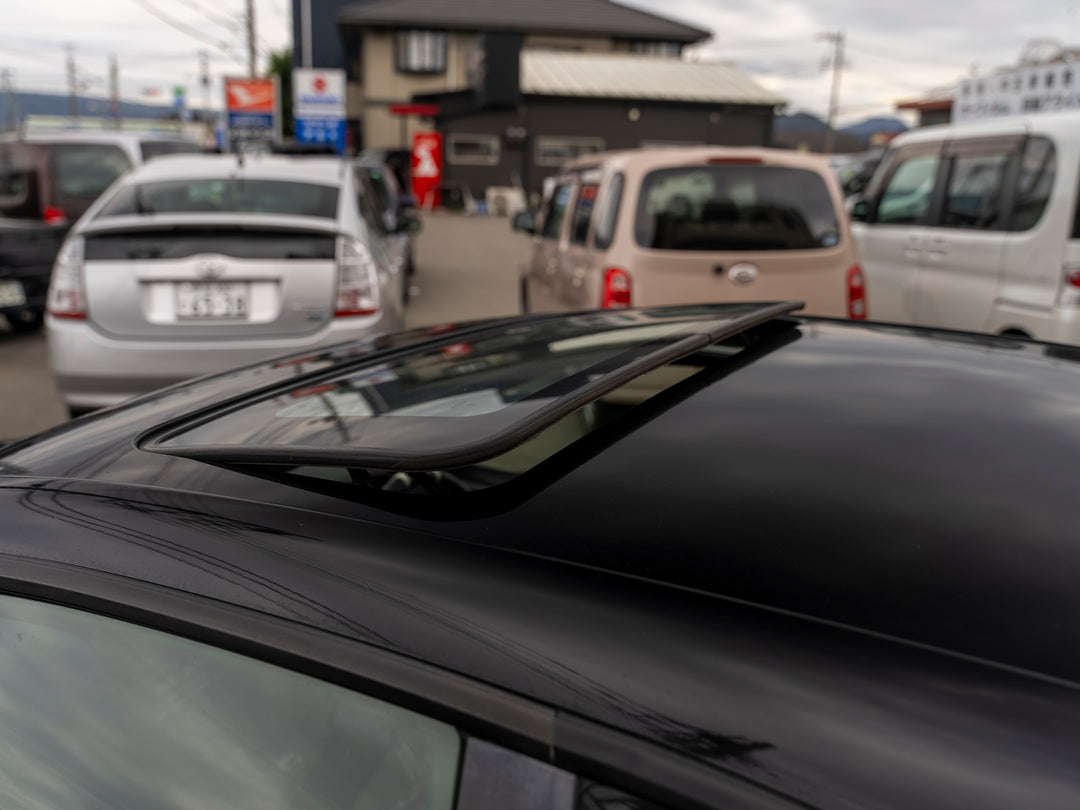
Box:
(0, 213, 529, 444)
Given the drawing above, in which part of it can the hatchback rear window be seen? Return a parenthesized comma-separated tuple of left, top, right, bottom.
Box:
(98, 179, 340, 219)
(48, 144, 132, 205)
(634, 165, 840, 251)
(85, 229, 336, 261)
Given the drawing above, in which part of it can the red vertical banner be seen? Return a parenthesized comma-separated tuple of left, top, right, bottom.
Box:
(411, 132, 443, 208)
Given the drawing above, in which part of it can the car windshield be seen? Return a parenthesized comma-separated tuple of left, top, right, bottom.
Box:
(634, 165, 840, 251)
(97, 179, 340, 218)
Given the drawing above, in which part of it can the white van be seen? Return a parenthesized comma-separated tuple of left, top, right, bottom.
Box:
(850, 110, 1080, 341)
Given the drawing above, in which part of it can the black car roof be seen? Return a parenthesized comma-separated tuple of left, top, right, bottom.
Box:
(5, 306, 1080, 808)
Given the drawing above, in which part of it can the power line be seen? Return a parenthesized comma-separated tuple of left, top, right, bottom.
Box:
(172, 0, 245, 34)
(130, 0, 244, 60)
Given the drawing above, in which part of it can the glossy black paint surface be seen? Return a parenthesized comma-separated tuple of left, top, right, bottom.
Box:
(5, 310, 1080, 808)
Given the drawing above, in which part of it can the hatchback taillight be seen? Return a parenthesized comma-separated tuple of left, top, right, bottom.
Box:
(335, 236, 380, 317)
(847, 264, 867, 320)
(47, 235, 87, 319)
(601, 267, 632, 309)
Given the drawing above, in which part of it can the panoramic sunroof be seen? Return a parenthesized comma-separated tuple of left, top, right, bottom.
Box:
(140, 302, 801, 472)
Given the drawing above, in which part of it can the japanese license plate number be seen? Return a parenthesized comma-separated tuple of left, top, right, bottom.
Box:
(176, 282, 248, 319)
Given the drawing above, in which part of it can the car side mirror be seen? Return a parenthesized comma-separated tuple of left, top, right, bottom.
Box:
(512, 211, 536, 234)
(849, 198, 871, 222)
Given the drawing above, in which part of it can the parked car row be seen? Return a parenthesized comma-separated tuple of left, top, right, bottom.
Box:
(4, 300, 1080, 809)
(513, 110, 1080, 350)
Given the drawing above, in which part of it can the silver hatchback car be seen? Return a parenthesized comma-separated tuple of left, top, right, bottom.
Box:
(46, 154, 413, 415)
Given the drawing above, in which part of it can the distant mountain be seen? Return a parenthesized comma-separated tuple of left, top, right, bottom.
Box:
(775, 112, 829, 132)
(3, 92, 203, 125)
(840, 117, 908, 146)
(775, 112, 908, 150)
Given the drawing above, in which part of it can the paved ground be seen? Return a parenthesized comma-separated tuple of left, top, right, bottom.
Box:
(0, 213, 531, 443)
(405, 212, 525, 328)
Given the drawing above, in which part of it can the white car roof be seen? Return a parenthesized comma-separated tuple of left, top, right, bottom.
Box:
(121, 154, 349, 186)
(0, 129, 193, 147)
(892, 109, 1080, 147)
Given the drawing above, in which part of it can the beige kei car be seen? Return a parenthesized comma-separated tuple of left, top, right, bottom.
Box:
(515, 147, 866, 318)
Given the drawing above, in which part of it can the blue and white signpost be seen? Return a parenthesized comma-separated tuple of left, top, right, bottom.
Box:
(293, 69, 347, 154)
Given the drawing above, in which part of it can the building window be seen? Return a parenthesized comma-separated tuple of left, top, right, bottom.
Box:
(535, 137, 605, 167)
(396, 30, 447, 74)
(447, 134, 501, 165)
(630, 40, 681, 57)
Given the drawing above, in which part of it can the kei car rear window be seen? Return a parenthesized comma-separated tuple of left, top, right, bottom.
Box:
(634, 165, 840, 251)
(48, 144, 132, 204)
(98, 179, 340, 219)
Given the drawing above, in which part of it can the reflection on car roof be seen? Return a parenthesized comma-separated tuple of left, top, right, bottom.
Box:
(140, 302, 802, 473)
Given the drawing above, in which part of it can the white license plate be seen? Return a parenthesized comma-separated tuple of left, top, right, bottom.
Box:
(176, 282, 249, 319)
(0, 280, 26, 308)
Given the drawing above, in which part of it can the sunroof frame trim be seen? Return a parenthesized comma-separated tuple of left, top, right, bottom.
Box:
(139, 302, 803, 472)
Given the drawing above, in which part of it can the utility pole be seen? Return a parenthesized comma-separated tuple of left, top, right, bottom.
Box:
(301, 0, 313, 68)
(245, 0, 257, 77)
(66, 44, 78, 126)
(199, 50, 210, 110)
(1, 69, 14, 131)
(820, 31, 845, 155)
(109, 54, 120, 129)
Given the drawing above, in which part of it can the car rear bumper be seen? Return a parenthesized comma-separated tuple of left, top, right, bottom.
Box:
(46, 310, 402, 410)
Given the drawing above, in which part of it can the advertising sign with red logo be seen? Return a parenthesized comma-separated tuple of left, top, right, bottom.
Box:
(224, 77, 279, 151)
(292, 69, 346, 154)
(411, 132, 443, 208)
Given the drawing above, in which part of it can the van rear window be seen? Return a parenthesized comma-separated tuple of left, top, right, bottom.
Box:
(634, 165, 840, 251)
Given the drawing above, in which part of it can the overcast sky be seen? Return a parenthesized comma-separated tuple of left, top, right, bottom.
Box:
(3, 0, 1079, 124)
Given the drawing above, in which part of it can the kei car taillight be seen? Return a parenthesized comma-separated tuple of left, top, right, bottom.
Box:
(335, 236, 381, 317)
(1058, 265, 1080, 307)
(42, 205, 67, 225)
(847, 264, 867, 320)
(46, 235, 87, 319)
(601, 267, 632, 309)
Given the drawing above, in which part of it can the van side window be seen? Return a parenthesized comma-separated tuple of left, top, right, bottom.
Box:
(941, 150, 1010, 230)
(569, 183, 599, 246)
(541, 183, 573, 241)
(1011, 137, 1055, 231)
(593, 173, 624, 251)
(876, 153, 939, 224)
